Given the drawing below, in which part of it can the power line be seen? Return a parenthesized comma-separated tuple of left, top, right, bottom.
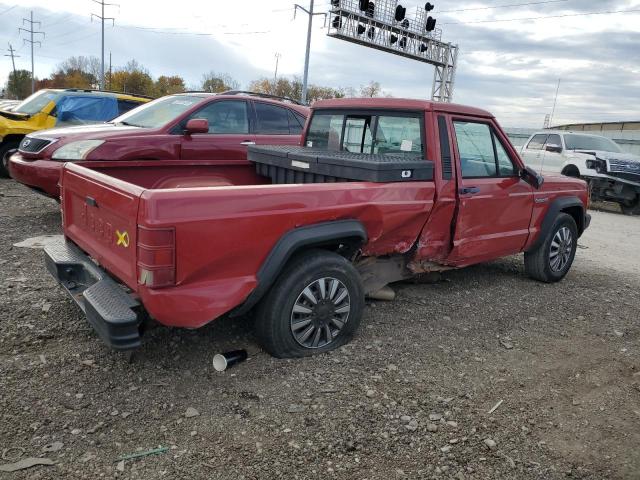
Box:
(438, 0, 569, 14)
(442, 7, 640, 25)
(91, 0, 117, 90)
(19, 10, 45, 94)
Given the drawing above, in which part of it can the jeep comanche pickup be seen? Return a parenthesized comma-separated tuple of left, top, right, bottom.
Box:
(45, 98, 590, 358)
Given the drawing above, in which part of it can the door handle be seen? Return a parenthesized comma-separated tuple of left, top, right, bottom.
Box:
(460, 186, 480, 195)
(240, 140, 256, 146)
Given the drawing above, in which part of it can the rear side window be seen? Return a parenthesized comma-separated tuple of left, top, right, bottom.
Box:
(117, 99, 144, 115)
(287, 109, 303, 134)
(526, 134, 548, 150)
(255, 102, 290, 134)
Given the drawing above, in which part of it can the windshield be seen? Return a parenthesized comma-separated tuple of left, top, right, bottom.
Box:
(13, 90, 60, 115)
(111, 95, 201, 128)
(564, 134, 622, 153)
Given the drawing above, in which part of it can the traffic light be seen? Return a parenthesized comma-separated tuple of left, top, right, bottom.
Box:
(331, 0, 340, 6)
(332, 16, 342, 28)
(400, 18, 409, 29)
(419, 43, 428, 52)
(390, 34, 398, 44)
(359, 0, 368, 11)
(425, 2, 434, 11)
(395, 5, 406, 22)
(399, 36, 407, 48)
(426, 16, 436, 32)
(367, 26, 375, 39)
(357, 24, 366, 35)
(366, 1, 375, 18)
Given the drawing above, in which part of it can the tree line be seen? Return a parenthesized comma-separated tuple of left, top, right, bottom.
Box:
(2, 55, 387, 103)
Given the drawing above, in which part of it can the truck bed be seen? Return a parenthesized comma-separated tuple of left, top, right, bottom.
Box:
(60, 161, 437, 327)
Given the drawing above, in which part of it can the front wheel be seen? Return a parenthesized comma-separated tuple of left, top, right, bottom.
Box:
(255, 250, 364, 358)
(620, 197, 640, 216)
(524, 213, 578, 283)
(0, 141, 20, 178)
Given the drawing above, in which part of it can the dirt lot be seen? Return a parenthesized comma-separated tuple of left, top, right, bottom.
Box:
(1, 177, 639, 480)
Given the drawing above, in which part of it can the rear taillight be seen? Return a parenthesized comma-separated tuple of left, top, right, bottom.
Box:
(137, 226, 175, 288)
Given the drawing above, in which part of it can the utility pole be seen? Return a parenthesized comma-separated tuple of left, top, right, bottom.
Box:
(273, 52, 281, 85)
(549, 78, 561, 127)
(4, 43, 20, 76)
(108, 51, 112, 90)
(91, 0, 117, 90)
(294, 1, 325, 104)
(19, 11, 44, 94)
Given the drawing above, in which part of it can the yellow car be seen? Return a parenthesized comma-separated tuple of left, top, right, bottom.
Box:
(0, 89, 150, 176)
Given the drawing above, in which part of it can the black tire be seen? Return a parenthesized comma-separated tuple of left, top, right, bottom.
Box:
(0, 140, 20, 178)
(255, 249, 364, 358)
(620, 197, 640, 216)
(524, 213, 578, 283)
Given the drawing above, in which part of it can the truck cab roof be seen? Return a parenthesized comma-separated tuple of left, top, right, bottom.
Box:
(312, 97, 493, 118)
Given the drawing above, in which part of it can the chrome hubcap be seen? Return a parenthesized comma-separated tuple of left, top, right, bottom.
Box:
(549, 226, 573, 272)
(290, 277, 350, 349)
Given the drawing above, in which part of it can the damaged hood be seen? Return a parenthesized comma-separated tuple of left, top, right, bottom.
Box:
(573, 150, 640, 180)
(573, 149, 640, 164)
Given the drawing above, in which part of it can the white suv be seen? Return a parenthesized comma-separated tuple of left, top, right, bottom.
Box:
(521, 131, 640, 215)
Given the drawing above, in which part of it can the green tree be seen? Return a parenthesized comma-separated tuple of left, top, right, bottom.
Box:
(109, 60, 155, 97)
(6, 70, 32, 99)
(201, 72, 239, 93)
(155, 75, 186, 96)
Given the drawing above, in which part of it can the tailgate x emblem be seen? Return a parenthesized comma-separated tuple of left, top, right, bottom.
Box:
(115, 230, 130, 248)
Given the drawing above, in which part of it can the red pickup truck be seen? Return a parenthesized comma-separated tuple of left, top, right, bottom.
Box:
(44, 98, 590, 358)
(9, 91, 308, 198)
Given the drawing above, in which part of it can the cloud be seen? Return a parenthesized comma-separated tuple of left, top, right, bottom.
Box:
(1, 0, 639, 128)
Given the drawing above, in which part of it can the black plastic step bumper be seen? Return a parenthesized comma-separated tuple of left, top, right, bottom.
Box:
(44, 238, 142, 350)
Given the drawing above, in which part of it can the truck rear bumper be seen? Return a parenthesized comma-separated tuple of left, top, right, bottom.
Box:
(44, 238, 142, 350)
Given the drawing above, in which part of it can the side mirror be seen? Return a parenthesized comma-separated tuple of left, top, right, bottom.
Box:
(520, 166, 544, 189)
(184, 118, 209, 135)
(545, 143, 562, 153)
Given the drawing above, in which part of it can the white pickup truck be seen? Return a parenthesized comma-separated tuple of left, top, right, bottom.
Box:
(521, 131, 640, 215)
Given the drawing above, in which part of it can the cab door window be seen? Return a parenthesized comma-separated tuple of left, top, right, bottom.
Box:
(526, 134, 548, 150)
(453, 121, 518, 178)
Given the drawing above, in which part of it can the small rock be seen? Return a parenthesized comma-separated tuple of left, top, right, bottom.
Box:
(446, 421, 458, 428)
(405, 419, 418, 431)
(287, 404, 305, 413)
(429, 413, 442, 421)
(125, 429, 134, 435)
(71, 429, 81, 435)
(41, 303, 52, 313)
(116, 460, 125, 472)
(400, 415, 412, 423)
(366, 390, 375, 398)
(614, 330, 624, 337)
(427, 423, 438, 433)
(185, 407, 199, 418)
(440, 445, 452, 453)
(483, 438, 497, 451)
(500, 340, 514, 350)
(42, 442, 63, 453)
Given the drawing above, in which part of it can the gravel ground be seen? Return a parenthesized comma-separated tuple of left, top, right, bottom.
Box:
(1, 178, 639, 480)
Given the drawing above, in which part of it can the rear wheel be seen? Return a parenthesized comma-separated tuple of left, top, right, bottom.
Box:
(525, 213, 578, 283)
(0, 141, 20, 178)
(255, 250, 364, 358)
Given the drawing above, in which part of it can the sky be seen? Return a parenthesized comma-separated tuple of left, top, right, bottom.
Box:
(1, 0, 639, 128)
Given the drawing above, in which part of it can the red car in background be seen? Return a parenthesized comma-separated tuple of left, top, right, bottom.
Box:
(9, 91, 309, 198)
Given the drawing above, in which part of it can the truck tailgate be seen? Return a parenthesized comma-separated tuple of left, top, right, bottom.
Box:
(61, 163, 145, 290)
